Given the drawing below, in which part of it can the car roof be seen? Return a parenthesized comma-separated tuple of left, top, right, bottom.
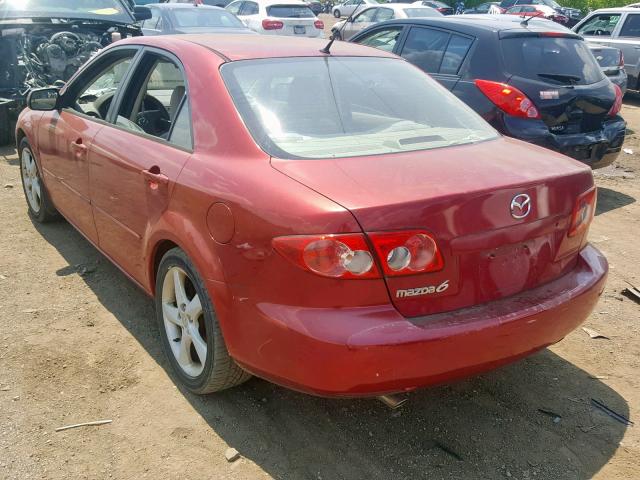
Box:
(376, 14, 572, 35)
(120, 34, 399, 61)
(587, 7, 640, 13)
(366, 4, 436, 12)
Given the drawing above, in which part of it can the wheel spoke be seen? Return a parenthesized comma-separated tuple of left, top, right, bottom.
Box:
(185, 293, 202, 319)
(177, 333, 192, 367)
(189, 325, 207, 364)
(32, 179, 41, 203)
(173, 269, 188, 307)
(162, 303, 182, 327)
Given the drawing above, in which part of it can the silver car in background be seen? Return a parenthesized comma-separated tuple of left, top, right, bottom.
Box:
(573, 7, 640, 91)
(331, 3, 442, 40)
(332, 0, 379, 18)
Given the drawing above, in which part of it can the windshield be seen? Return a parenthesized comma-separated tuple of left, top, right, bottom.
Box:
(0, 0, 133, 22)
(221, 57, 497, 160)
(172, 8, 244, 28)
(501, 36, 605, 86)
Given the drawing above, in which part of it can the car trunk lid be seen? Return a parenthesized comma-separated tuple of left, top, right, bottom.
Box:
(272, 137, 594, 317)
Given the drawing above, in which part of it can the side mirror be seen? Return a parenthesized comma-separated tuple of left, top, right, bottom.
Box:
(27, 88, 59, 111)
(134, 6, 152, 21)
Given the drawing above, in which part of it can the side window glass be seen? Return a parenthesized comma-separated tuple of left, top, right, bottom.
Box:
(116, 54, 187, 142)
(375, 8, 394, 22)
(440, 34, 473, 75)
(355, 8, 377, 23)
(577, 14, 621, 36)
(241, 1, 258, 15)
(620, 14, 640, 37)
(169, 101, 192, 149)
(67, 52, 135, 119)
(146, 8, 161, 29)
(400, 27, 450, 73)
(355, 27, 402, 52)
(227, 1, 242, 14)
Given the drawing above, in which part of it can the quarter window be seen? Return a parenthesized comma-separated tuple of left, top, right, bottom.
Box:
(401, 27, 450, 73)
(240, 1, 258, 15)
(620, 14, 640, 37)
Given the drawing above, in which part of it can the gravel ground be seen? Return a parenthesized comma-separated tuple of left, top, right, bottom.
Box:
(0, 53, 639, 480)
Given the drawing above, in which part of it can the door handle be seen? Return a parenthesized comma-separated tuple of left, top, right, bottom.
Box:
(71, 138, 87, 151)
(142, 167, 169, 190)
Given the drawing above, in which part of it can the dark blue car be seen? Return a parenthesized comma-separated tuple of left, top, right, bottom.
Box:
(350, 15, 625, 168)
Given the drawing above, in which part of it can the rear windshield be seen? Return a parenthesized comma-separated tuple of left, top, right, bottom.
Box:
(172, 8, 244, 28)
(221, 57, 497, 160)
(501, 36, 605, 86)
(266, 5, 315, 17)
(403, 8, 441, 17)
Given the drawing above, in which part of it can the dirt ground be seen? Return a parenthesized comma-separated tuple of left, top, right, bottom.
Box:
(1, 61, 640, 480)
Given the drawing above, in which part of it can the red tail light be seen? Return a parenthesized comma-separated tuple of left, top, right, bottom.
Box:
(314, 20, 324, 29)
(273, 230, 444, 279)
(262, 19, 284, 30)
(608, 84, 622, 117)
(273, 234, 379, 279)
(568, 188, 596, 237)
(475, 79, 540, 119)
(437, 7, 448, 12)
(368, 231, 444, 276)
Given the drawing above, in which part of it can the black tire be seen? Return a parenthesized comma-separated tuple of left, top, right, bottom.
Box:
(155, 248, 251, 394)
(18, 138, 59, 223)
(0, 105, 11, 146)
(334, 9, 341, 18)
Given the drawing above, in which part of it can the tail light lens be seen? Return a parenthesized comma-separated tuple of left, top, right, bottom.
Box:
(314, 20, 324, 29)
(368, 231, 443, 276)
(475, 79, 540, 119)
(273, 230, 444, 279)
(273, 234, 378, 279)
(437, 7, 447, 12)
(608, 84, 623, 117)
(568, 188, 596, 237)
(262, 19, 284, 30)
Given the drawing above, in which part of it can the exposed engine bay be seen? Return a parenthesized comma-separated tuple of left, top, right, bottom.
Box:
(0, 22, 131, 92)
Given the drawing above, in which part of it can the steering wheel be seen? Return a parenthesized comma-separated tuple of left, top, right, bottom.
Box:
(94, 91, 116, 119)
(135, 94, 170, 136)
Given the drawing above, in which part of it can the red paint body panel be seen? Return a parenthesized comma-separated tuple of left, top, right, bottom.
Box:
(17, 35, 608, 397)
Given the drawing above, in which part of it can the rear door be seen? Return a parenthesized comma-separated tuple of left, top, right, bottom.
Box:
(89, 48, 193, 284)
(397, 26, 474, 90)
(607, 13, 640, 87)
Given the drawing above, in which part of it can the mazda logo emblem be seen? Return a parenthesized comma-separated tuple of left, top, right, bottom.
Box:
(510, 194, 531, 219)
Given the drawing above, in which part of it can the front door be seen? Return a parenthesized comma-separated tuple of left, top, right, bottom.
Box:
(89, 49, 193, 284)
(37, 49, 138, 243)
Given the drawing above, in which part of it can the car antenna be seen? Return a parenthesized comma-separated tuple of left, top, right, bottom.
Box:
(320, 0, 365, 54)
(520, 11, 544, 27)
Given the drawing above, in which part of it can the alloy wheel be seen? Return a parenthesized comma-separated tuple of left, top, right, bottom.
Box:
(21, 147, 42, 214)
(161, 266, 208, 377)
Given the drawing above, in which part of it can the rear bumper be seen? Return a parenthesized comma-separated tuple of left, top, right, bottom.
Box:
(503, 116, 626, 169)
(229, 244, 608, 397)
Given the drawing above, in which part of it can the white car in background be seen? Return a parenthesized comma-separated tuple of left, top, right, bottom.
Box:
(332, 3, 442, 40)
(332, 0, 379, 19)
(226, 0, 324, 37)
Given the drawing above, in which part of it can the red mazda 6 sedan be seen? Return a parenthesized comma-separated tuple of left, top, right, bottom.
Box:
(17, 35, 607, 397)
